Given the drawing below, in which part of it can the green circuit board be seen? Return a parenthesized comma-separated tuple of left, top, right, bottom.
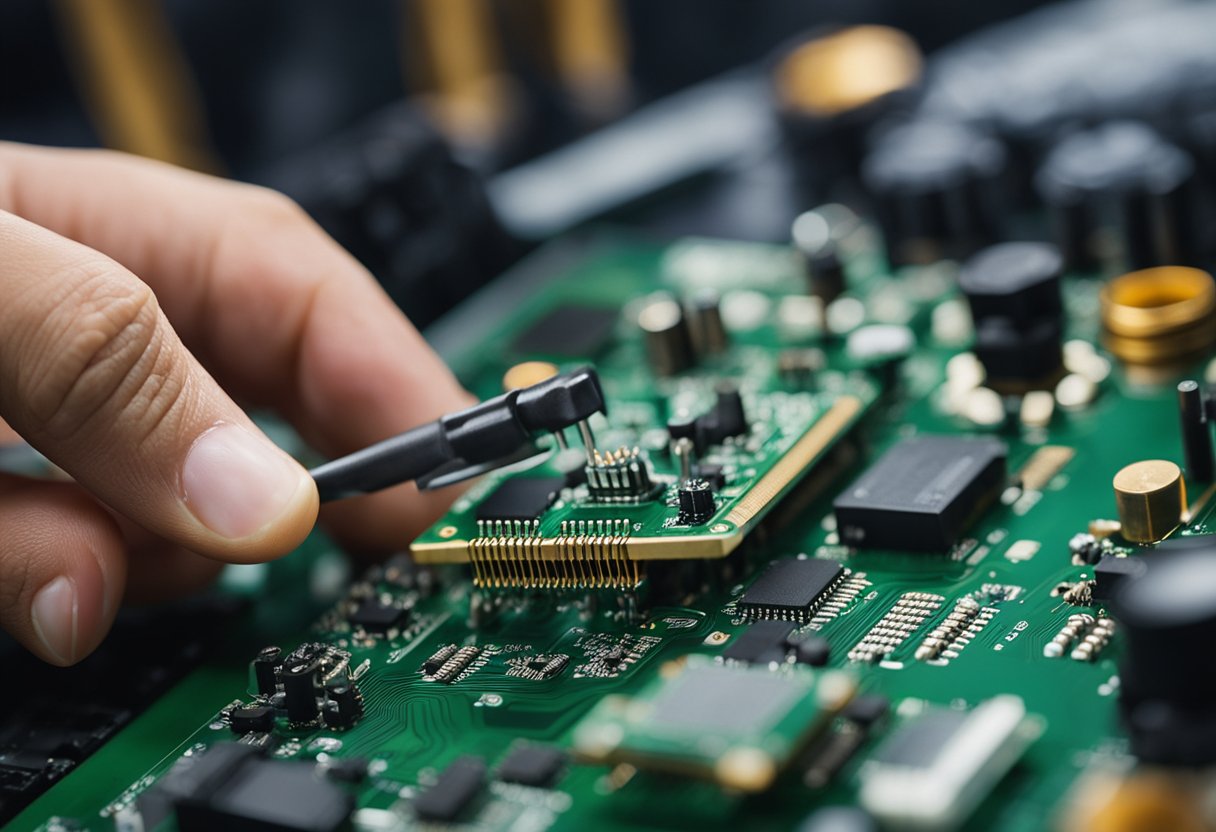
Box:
(11, 229, 1216, 832)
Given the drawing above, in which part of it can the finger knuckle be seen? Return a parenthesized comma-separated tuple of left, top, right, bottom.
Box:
(20, 263, 188, 444)
(247, 185, 310, 227)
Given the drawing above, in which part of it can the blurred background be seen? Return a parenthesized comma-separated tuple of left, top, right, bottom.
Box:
(4, 0, 1216, 325)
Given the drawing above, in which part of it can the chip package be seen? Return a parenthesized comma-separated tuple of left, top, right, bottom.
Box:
(833, 435, 1007, 552)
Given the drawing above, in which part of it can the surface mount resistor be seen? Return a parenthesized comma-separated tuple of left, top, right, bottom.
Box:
(1043, 613, 1095, 658)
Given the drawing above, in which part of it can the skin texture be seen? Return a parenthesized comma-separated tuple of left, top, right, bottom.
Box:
(0, 143, 471, 666)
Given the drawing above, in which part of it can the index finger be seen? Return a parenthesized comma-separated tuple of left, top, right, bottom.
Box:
(0, 143, 472, 550)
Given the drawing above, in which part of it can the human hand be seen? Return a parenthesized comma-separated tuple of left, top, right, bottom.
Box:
(0, 143, 471, 665)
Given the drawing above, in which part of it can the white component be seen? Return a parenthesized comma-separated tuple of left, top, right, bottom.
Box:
(1055, 373, 1097, 411)
(962, 387, 1005, 427)
(1019, 390, 1055, 428)
(860, 695, 1038, 830)
(1005, 540, 1040, 563)
(846, 324, 915, 363)
(931, 299, 973, 346)
(776, 295, 824, 339)
(720, 290, 772, 332)
(826, 296, 866, 335)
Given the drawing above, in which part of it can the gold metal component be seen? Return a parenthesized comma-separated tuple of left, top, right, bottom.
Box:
(468, 519, 642, 590)
(1017, 446, 1076, 492)
(439, 525, 458, 539)
(775, 26, 922, 117)
(1088, 518, 1122, 539)
(411, 396, 864, 572)
(1099, 267, 1216, 365)
(502, 361, 559, 391)
(1113, 460, 1187, 543)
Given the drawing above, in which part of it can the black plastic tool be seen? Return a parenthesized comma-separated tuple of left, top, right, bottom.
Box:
(310, 367, 606, 502)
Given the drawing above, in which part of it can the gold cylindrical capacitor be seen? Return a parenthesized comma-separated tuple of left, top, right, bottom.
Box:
(1099, 267, 1216, 365)
(1113, 460, 1187, 543)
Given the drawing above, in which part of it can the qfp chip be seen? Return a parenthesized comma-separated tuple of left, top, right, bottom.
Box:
(510, 304, 619, 358)
(833, 436, 1007, 552)
(737, 558, 844, 622)
(475, 477, 564, 522)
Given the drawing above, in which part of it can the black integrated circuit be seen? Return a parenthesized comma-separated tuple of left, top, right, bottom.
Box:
(414, 756, 486, 822)
(510, 304, 620, 358)
(137, 743, 355, 832)
(475, 477, 564, 522)
(722, 620, 794, 664)
(346, 599, 407, 633)
(496, 744, 567, 788)
(737, 558, 845, 622)
(833, 435, 1007, 552)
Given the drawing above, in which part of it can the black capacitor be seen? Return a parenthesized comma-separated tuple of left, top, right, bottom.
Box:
(323, 684, 364, 730)
(1115, 548, 1216, 764)
(1178, 381, 1214, 483)
(707, 388, 748, 442)
(1036, 122, 1195, 271)
(281, 661, 320, 725)
(687, 290, 730, 357)
(637, 293, 695, 377)
(678, 479, 716, 525)
(861, 120, 1007, 267)
(958, 242, 1064, 387)
(252, 646, 281, 697)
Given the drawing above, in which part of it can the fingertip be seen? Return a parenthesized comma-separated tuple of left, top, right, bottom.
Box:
(0, 480, 125, 665)
(179, 423, 319, 562)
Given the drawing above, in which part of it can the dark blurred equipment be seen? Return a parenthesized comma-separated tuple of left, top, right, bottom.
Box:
(861, 120, 1006, 266)
(1036, 122, 1196, 271)
(261, 106, 517, 328)
(1116, 545, 1216, 766)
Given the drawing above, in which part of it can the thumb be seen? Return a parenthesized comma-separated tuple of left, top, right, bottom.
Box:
(0, 211, 318, 561)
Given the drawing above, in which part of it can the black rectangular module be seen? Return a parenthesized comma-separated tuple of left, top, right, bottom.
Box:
(346, 599, 406, 633)
(510, 304, 619, 358)
(414, 756, 486, 822)
(737, 558, 844, 622)
(833, 436, 1007, 552)
(475, 477, 564, 522)
(722, 620, 794, 664)
(496, 744, 566, 788)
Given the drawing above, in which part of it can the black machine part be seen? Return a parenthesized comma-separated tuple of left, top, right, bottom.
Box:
(309, 367, 605, 500)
